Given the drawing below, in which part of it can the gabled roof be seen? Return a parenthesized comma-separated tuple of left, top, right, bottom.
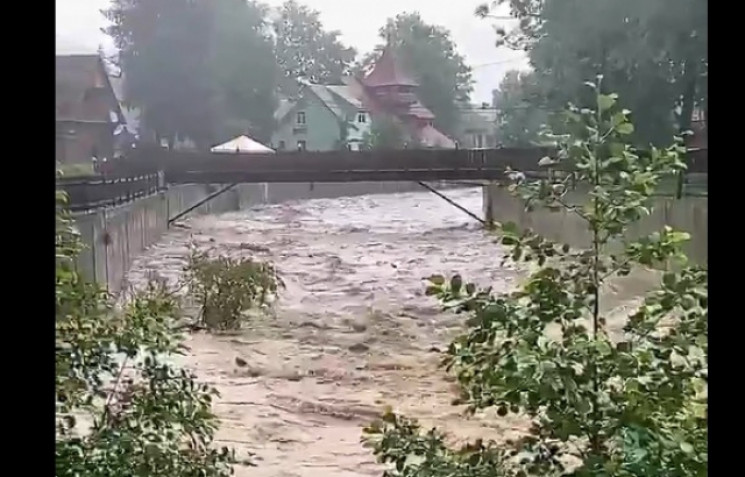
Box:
(326, 85, 363, 108)
(406, 103, 435, 120)
(274, 83, 364, 128)
(415, 124, 457, 149)
(363, 45, 418, 88)
(308, 83, 347, 119)
(56, 54, 122, 124)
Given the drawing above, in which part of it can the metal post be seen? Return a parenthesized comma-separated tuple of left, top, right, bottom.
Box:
(168, 183, 238, 226)
(416, 181, 486, 226)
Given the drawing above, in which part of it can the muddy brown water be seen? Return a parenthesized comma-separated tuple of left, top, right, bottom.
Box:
(125, 188, 652, 476)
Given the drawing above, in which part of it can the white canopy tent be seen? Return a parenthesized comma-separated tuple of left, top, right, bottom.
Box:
(210, 135, 275, 154)
(210, 135, 273, 202)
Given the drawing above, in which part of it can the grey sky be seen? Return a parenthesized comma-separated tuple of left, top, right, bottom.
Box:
(56, 0, 529, 103)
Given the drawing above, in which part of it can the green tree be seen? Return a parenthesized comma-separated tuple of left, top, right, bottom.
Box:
(104, 0, 279, 148)
(493, 70, 548, 146)
(210, 0, 279, 143)
(364, 82, 707, 476)
(55, 187, 237, 475)
(103, 0, 217, 149)
(477, 0, 708, 146)
(362, 115, 412, 150)
(273, 0, 357, 96)
(358, 13, 474, 136)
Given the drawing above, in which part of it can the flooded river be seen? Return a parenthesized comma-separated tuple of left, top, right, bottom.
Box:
(125, 187, 647, 477)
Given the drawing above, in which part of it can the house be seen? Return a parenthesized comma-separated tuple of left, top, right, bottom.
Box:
(688, 107, 707, 150)
(456, 104, 498, 149)
(271, 43, 456, 151)
(272, 82, 371, 152)
(56, 54, 125, 164)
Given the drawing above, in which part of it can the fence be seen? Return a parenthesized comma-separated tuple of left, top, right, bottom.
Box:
(57, 173, 163, 212)
(58, 147, 708, 209)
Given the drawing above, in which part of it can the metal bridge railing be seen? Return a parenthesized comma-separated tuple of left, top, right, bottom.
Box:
(56, 173, 163, 212)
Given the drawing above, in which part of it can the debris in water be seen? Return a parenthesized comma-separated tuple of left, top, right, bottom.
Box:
(348, 343, 370, 353)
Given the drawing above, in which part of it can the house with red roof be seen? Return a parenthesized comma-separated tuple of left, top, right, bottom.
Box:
(271, 43, 456, 151)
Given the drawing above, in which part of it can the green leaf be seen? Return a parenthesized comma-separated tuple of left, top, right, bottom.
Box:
(680, 442, 694, 454)
(598, 93, 618, 113)
(501, 221, 520, 235)
(668, 231, 691, 243)
(429, 274, 446, 286)
(616, 122, 635, 135)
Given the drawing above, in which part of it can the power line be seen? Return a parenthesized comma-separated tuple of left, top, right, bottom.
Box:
(471, 56, 528, 69)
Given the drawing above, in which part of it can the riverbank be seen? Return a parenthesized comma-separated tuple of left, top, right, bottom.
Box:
(124, 189, 657, 476)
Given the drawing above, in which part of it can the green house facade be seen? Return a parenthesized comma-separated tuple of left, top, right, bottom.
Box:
(271, 83, 371, 152)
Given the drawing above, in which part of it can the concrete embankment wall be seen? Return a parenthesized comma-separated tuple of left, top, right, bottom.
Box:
(73, 181, 444, 291)
(483, 184, 708, 265)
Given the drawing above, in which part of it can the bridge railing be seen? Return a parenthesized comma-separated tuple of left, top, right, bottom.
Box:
(57, 173, 163, 212)
(105, 147, 707, 184)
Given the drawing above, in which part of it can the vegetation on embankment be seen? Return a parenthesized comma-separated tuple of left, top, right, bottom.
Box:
(55, 185, 280, 475)
(363, 82, 708, 476)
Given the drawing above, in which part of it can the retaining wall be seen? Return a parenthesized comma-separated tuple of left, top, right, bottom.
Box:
(483, 184, 708, 265)
(73, 181, 446, 291)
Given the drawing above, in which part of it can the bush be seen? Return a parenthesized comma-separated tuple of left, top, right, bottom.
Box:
(56, 190, 238, 476)
(363, 79, 707, 476)
(184, 245, 282, 331)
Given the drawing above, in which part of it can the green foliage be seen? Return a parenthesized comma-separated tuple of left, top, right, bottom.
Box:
(364, 409, 509, 476)
(56, 191, 237, 476)
(493, 70, 550, 147)
(477, 0, 707, 146)
(357, 13, 474, 136)
(362, 115, 411, 150)
(103, 0, 278, 148)
(210, 0, 279, 144)
(273, 0, 357, 96)
(364, 82, 707, 476)
(185, 245, 282, 331)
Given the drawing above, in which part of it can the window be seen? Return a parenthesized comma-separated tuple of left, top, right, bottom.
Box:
(296, 140, 306, 151)
(296, 111, 306, 125)
(278, 140, 286, 150)
(357, 112, 367, 123)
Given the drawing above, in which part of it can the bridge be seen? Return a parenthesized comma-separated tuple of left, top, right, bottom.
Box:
(106, 147, 709, 183)
(58, 147, 708, 215)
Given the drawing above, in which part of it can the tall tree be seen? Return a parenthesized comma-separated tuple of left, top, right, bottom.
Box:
(103, 0, 279, 149)
(273, 0, 356, 96)
(358, 13, 474, 136)
(103, 0, 217, 149)
(492, 70, 548, 146)
(477, 0, 708, 145)
(210, 0, 278, 143)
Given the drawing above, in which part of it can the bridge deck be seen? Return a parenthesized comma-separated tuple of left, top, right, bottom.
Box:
(111, 147, 708, 184)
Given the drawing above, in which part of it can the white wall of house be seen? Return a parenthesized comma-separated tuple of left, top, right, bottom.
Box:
(347, 111, 371, 144)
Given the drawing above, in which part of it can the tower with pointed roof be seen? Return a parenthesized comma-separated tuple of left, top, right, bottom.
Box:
(270, 38, 456, 151)
(361, 42, 435, 125)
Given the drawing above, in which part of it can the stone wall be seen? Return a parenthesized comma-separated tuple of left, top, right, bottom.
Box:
(72, 181, 448, 291)
(483, 184, 708, 265)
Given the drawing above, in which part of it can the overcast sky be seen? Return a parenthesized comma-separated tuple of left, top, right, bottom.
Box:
(56, 0, 529, 103)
